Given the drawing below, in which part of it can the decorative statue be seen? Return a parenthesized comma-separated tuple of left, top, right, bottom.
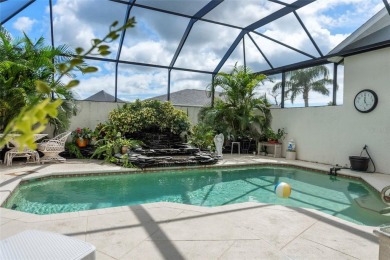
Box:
(214, 133, 224, 158)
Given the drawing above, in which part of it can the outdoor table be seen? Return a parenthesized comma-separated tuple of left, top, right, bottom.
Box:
(0, 230, 96, 260)
(258, 142, 282, 158)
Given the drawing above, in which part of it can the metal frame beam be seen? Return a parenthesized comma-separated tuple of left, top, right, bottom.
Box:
(383, 0, 390, 16)
(110, 0, 242, 30)
(213, 0, 315, 74)
(48, 0, 54, 48)
(82, 55, 215, 75)
(213, 31, 246, 73)
(251, 31, 316, 59)
(211, 74, 215, 107)
(281, 72, 286, 108)
(1, 0, 36, 25)
(260, 57, 329, 76)
(80, 35, 390, 84)
(243, 36, 246, 69)
(49, 0, 55, 99)
(169, 0, 223, 68)
(114, 0, 135, 102)
(332, 63, 338, 105)
(167, 70, 171, 101)
(110, 0, 315, 61)
(293, 11, 323, 57)
(247, 33, 273, 69)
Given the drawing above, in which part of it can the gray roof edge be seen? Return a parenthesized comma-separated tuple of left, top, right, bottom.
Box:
(173, 103, 210, 108)
(328, 7, 388, 55)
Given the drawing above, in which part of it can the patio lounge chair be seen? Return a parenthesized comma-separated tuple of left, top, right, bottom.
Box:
(38, 131, 71, 163)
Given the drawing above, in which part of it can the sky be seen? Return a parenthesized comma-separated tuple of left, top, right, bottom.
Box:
(1, 0, 386, 107)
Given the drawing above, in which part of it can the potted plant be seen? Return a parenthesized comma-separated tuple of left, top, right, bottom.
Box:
(118, 138, 134, 154)
(265, 128, 286, 144)
(71, 127, 93, 148)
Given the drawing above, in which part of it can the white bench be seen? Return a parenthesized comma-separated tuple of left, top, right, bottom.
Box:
(0, 230, 95, 260)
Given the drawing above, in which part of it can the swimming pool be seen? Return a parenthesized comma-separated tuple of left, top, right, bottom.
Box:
(3, 166, 390, 226)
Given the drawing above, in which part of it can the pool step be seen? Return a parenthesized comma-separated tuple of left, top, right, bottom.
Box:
(355, 195, 390, 215)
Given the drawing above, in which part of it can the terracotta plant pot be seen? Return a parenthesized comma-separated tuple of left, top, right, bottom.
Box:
(121, 146, 128, 154)
(76, 138, 88, 148)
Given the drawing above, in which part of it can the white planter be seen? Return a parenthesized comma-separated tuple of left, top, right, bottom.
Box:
(286, 151, 296, 160)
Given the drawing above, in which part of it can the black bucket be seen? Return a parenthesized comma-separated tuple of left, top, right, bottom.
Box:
(349, 156, 369, 171)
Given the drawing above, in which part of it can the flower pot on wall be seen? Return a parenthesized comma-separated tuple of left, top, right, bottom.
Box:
(76, 138, 88, 148)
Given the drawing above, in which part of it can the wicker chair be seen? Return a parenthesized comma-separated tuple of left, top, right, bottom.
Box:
(3, 134, 47, 166)
(38, 131, 71, 163)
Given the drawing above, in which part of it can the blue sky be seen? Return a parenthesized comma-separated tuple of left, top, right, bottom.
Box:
(1, 0, 386, 106)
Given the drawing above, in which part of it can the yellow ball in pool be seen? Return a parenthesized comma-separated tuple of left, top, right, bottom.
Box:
(275, 182, 292, 198)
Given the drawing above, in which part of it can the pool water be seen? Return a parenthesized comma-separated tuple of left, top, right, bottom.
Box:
(4, 166, 390, 226)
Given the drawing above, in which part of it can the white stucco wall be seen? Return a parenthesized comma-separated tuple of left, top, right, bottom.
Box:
(71, 101, 124, 131)
(63, 101, 202, 135)
(271, 47, 390, 174)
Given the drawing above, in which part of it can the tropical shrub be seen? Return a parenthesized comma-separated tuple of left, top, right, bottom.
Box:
(200, 64, 272, 141)
(91, 134, 141, 165)
(272, 65, 333, 107)
(108, 99, 191, 135)
(65, 142, 84, 159)
(0, 18, 135, 150)
(188, 124, 216, 150)
(0, 29, 79, 133)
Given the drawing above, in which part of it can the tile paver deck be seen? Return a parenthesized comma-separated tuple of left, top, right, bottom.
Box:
(1, 155, 389, 259)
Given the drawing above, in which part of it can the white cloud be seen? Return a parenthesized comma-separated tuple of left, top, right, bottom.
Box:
(49, 0, 379, 105)
(12, 17, 37, 33)
(120, 41, 172, 65)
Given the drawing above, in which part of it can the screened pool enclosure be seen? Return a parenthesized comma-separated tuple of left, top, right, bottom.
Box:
(2, 0, 390, 107)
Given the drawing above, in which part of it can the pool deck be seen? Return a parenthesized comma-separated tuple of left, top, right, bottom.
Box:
(1, 155, 390, 259)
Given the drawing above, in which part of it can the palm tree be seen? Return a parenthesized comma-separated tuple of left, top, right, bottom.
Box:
(200, 64, 272, 141)
(0, 29, 80, 132)
(273, 65, 333, 107)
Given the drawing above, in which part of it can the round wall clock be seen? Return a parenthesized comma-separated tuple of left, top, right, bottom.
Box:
(354, 89, 378, 113)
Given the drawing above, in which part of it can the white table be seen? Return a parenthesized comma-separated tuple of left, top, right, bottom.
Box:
(0, 230, 96, 260)
(258, 142, 282, 158)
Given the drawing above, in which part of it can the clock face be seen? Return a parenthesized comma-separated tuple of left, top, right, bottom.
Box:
(354, 89, 378, 113)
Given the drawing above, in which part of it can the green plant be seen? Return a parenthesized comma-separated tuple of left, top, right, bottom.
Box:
(272, 65, 333, 107)
(0, 18, 135, 150)
(200, 64, 272, 141)
(120, 153, 134, 168)
(265, 128, 286, 142)
(71, 127, 93, 141)
(65, 142, 84, 159)
(188, 124, 216, 150)
(108, 99, 191, 135)
(0, 29, 77, 133)
(91, 137, 141, 164)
